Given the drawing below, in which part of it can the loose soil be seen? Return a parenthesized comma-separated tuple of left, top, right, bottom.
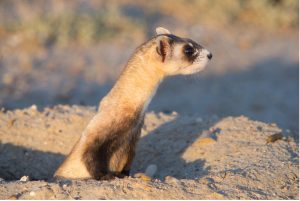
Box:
(0, 105, 298, 199)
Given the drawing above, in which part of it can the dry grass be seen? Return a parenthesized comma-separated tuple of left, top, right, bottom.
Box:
(0, 0, 298, 46)
(149, 0, 298, 29)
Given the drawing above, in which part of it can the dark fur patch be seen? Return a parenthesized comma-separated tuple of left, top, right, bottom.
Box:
(82, 111, 143, 179)
(183, 44, 199, 63)
(158, 40, 167, 62)
(121, 169, 130, 176)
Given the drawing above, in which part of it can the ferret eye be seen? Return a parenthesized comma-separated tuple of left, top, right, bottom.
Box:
(184, 46, 194, 56)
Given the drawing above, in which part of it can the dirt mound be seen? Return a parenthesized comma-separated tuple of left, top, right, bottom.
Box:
(0, 105, 298, 199)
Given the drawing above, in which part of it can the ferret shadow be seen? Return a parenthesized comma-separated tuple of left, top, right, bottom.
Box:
(132, 115, 218, 180)
(0, 143, 64, 180)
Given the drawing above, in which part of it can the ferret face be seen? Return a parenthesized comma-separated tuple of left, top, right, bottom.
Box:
(155, 27, 212, 76)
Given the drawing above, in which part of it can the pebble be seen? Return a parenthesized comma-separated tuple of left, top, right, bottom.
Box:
(30, 105, 37, 111)
(20, 176, 30, 182)
(164, 176, 179, 184)
(145, 164, 157, 177)
(266, 133, 283, 143)
(26, 105, 38, 115)
(133, 173, 152, 181)
(29, 191, 36, 197)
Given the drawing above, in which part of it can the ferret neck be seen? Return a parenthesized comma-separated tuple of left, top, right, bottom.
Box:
(99, 53, 164, 115)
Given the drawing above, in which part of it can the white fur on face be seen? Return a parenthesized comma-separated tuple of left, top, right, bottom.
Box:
(179, 48, 211, 75)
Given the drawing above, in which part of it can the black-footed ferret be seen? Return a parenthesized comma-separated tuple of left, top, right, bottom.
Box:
(54, 27, 212, 180)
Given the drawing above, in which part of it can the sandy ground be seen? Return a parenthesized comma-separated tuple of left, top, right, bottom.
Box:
(0, 105, 298, 199)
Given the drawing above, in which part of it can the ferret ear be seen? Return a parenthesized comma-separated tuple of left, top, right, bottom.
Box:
(156, 35, 171, 62)
(156, 27, 171, 35)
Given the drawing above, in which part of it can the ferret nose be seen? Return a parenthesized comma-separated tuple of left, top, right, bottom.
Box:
(207, 52, 213, 60)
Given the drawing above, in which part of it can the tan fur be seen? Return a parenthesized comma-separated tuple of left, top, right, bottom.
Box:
(54, 141, 90, 179)
(54, 27, 212, 180)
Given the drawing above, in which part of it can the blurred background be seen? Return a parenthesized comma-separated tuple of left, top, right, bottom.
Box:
(0, 0, 298, 136)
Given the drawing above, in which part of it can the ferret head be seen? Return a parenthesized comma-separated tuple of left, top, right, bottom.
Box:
(154, 27, 212, 76)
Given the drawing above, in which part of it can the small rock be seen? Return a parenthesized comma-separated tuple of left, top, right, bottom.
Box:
(19, 188, 56, 200)
(27, 105, 38, 115)
(133, 173, 152, 181)
(20, 176, 30, 182)
(266, 133, 283, 143)
(29, 191, 36, 197)
(30, 105, 37, 111)
(270, 123, 277, 127)
(145, 164, 157, 177)
(164, 176, 179, 184)
(171, 111, 177, 116)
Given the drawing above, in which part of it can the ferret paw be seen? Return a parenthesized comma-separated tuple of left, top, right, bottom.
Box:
(100, 172, 129, 180)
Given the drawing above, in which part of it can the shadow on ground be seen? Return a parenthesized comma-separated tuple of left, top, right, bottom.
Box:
(132, 115, 219, 180)
(0, 115, 218, 181)
(0, 143, 64, 180)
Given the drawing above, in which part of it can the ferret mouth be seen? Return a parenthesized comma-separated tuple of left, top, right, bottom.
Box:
(180, 54, 210, 75)
(190, 48, 212, 63)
